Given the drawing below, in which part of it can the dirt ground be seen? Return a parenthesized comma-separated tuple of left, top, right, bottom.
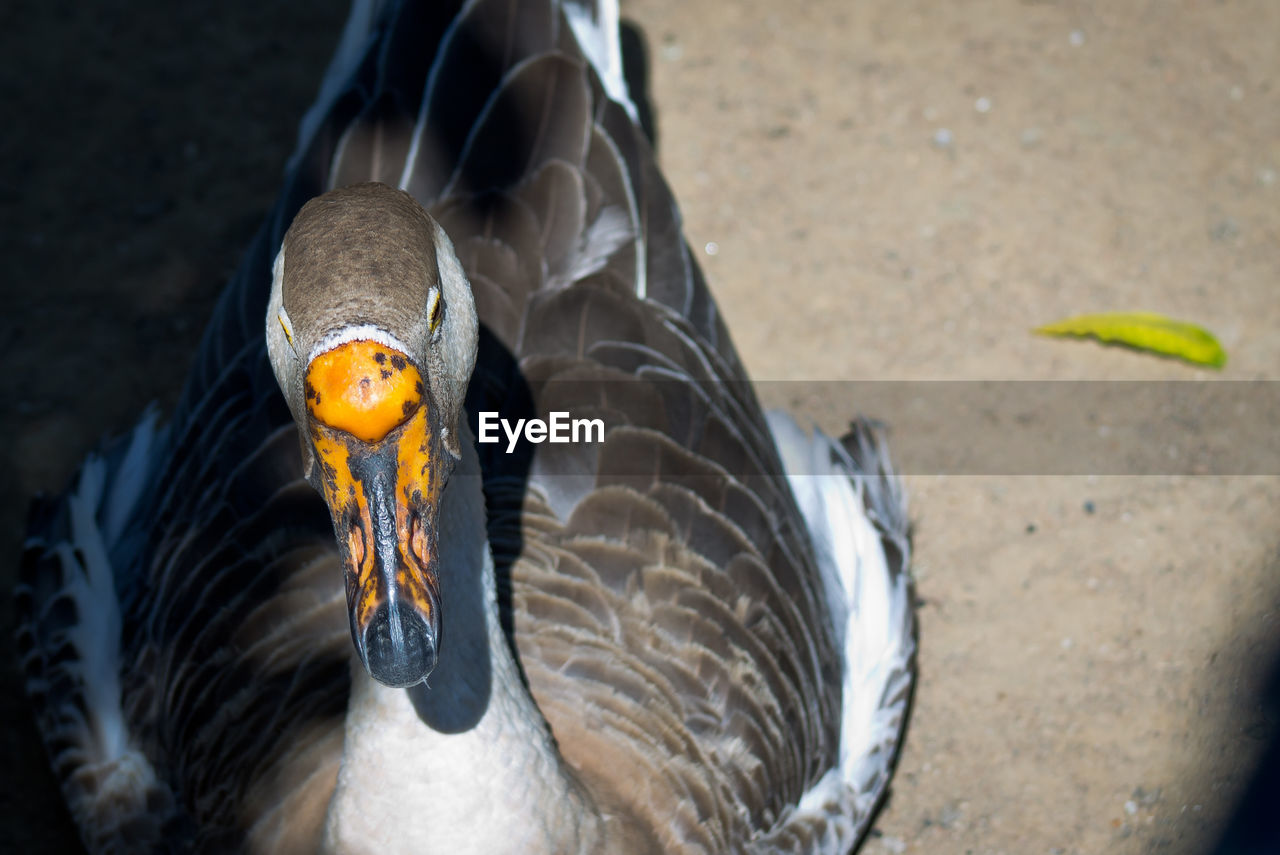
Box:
(3, 1, 1278, 853)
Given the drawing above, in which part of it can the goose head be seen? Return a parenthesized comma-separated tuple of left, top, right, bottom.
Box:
(266, 182, 478, 688)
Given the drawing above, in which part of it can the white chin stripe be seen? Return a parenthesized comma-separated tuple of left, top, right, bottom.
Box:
(308, 325, 414, 365)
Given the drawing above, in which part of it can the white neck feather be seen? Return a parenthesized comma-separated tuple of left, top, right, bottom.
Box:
(320, 420, 602, 855)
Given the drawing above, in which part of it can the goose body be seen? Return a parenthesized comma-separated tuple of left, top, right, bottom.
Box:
(16, 1, 915, 853)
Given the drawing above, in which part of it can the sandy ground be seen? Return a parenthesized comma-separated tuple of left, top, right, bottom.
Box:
(3, 1, 1278, 853)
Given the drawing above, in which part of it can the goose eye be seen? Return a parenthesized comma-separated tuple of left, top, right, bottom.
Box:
(427, 289, 444, 334)
(278, 309, 296, 350)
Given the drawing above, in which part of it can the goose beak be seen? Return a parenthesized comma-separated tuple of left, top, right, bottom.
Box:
(303, 339, 446, 687)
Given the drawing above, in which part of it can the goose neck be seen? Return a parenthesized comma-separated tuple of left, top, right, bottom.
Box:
(321, 418, 602, 855)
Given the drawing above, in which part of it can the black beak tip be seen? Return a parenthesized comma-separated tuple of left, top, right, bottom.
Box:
(360, 602, 438, 688)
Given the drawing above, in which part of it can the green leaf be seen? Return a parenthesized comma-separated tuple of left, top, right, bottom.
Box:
(1034, 312, 1227, 368)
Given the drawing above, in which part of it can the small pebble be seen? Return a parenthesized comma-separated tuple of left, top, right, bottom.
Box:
(704, 241, 719, 256)
(1133, 786, 1161, 806)
(1083, 500, 1096, 514)
(937, 804, 962, 829)
(1069, 29, 1086, 47)
(974, 96, 992, 114)
(1209, 218, 1240, 241)
(879, 836, 907, 855)
(1025, 523, 1037, 534)
(1124, 800, 1138, 815)
(931, 127, 954, 150)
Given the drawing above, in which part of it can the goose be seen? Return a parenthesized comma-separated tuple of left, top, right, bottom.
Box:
(16, 0, 915, 852)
